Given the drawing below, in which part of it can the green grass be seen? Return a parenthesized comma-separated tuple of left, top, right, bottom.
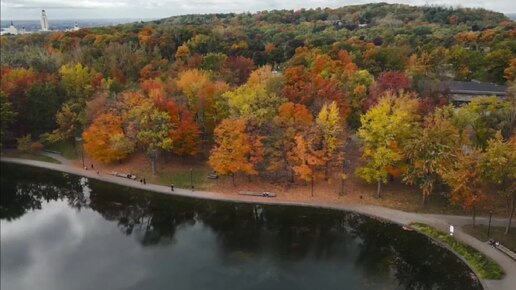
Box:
(3, 151, 61, 164)
(46, 141, 80, 159)
(462, 225, 516, 253)
(410, 222, 505, 280)
(137, 166, 214, 190)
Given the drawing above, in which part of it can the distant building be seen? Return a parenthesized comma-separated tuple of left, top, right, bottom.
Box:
(41, 10, 49, 31)
(1, 21, 19, 35)
(441, 80, 507, 105)
(7, 21, 18, 34)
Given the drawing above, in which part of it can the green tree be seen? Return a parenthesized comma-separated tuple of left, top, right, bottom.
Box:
(128, 102, 173, 175)
(453, 96, 512, 148)
(46, 101, 85, 147)
(59, 63, 95, 101)
(0, 91, 17, 151)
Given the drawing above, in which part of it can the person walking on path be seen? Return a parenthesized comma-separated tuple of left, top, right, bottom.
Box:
(171, 184, 175, 191)
(143, 178, 146, 185)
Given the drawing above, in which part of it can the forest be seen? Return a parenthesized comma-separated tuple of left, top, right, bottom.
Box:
(0, 3, 515, 231)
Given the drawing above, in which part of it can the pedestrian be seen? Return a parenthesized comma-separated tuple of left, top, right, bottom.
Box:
(171, 184, 174, 191)
(191, 185, 194, 191)
(91, 163, 94, 169)
(97, 170, 99, 175)
(143, 178, 146, 185)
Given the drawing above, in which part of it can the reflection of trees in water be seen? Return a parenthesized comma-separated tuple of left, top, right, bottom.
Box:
(88, 180, 196, 246)
(349, 215, 482, 290)
(1, 164, 482, 290)
(0, 164, 87, 220)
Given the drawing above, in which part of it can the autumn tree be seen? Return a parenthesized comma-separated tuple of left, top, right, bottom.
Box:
(281, 65, 349, 117)
(83, 113, 134, 163)
(356, 92, 419, 197)
(290, 133, 324, 196)
(175, 44, 191, 62)
(403, 107, 462, 206)
(121, 92, 174, 174)
(269, 102, 313, 182)
(208, 118, 264, 185)
(480, 133, 516, 234)
(223, 82, 285, 125)
(59, 63, 95, 101)
(46, 101, 85, 147)
(315, 102, 344, 180)
(453, 96, 512, 148)
(222, 56, 255, 85)
(164, 101, 201, 156)
(176, 69, 230, 138)
(440, 149, 486, 227)
(366, 71, 411, 109)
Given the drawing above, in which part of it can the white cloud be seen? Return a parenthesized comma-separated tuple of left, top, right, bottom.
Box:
(1, 0, 515, 20)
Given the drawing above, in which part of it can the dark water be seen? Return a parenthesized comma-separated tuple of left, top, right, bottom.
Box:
(0, 163, 482, 290)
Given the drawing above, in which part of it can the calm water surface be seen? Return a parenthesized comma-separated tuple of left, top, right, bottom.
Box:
(0, 163, 482, 290)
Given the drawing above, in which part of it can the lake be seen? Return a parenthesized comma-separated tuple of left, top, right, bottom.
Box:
(0, 163, 482, 290)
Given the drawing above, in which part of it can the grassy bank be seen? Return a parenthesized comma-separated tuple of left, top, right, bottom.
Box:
(2, 151, 61, 164)
(410, 223, 504, 280)
(462, 225, 516, 253)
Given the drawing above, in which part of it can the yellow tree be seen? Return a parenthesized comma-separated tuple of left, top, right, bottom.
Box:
(223, 83, 285, 125)
(316, 102, 344, 180)
(356, 92, 419, 198)
(208, 118, 264, 185)
(403, 107, 462, 206)
(480, 133, 516, 233)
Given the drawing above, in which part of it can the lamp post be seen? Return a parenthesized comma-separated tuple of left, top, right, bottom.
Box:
(487, 210, 493, 237)
(190, 168, 193, 190)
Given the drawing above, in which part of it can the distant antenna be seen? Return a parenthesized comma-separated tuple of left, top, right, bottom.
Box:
(41, 10, 49, 31)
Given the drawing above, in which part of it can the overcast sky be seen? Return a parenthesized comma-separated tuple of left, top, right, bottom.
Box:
(2, 0, 515, 20)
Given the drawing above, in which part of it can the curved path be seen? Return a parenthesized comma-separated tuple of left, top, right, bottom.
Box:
(1, 157, 515, 290)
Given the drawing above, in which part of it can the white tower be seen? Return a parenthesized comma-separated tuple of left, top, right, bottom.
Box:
(41, 10, 49, 31)
(6, 21, 18, 35)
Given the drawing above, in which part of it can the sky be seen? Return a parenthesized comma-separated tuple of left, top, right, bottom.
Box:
(1, 0, 515, 20)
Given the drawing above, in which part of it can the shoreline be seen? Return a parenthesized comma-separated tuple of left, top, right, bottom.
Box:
(1, 157, 515, 290)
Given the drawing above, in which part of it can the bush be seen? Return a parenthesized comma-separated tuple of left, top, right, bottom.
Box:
(410, 223, 505, 280)
(16, 135, 32, 153)
(17, 135, 44, 153)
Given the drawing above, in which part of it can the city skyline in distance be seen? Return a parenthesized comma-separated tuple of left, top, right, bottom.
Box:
(2, 0, 516, 20)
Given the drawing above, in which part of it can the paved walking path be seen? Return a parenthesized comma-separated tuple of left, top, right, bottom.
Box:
(1, 157, 515, 290)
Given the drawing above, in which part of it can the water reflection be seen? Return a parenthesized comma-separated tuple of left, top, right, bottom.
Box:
(0, 163, 482, 290)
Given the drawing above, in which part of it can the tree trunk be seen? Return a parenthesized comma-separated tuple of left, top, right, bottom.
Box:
(151, 155, 156, 175)
(421, 194, 427, 207)
(472, 205, 476, 228)
(232, 173, 235, 186)
(311, 174, 314, 197)
(506, 194, 515, 235)
(377, 179, 382, 198)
